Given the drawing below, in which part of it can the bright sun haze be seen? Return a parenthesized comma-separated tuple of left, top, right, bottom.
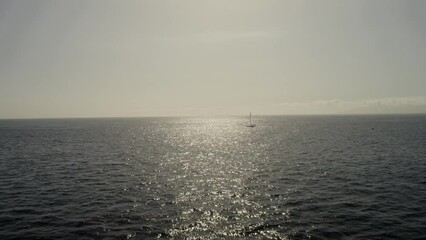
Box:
(0, 0, 425, 118)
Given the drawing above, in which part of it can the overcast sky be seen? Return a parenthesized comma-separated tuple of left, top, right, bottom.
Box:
(1, 0, 425, 118)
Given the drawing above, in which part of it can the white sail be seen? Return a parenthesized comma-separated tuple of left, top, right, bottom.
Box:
(247, 112, 256, 127)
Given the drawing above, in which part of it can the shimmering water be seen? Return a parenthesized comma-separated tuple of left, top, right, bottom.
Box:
(0, 115, 425, 240)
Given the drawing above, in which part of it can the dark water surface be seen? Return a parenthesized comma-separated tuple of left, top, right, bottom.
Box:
(0, 115, 425, 240)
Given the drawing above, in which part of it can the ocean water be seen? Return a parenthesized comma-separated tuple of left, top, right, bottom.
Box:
(0, 115, 425, 240)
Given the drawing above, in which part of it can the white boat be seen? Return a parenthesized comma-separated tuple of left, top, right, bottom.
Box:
(246, 112, 256, 127)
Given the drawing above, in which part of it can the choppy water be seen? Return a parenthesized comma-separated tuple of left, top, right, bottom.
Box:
(0, 115, 425, 240)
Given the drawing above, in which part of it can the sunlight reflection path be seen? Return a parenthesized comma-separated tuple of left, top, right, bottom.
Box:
(155, 118, 285, 239)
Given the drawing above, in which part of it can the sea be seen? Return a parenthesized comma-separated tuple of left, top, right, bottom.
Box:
(0, 115, 425, 240)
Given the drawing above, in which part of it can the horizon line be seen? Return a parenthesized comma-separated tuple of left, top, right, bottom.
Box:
(1, 112, 426, 121)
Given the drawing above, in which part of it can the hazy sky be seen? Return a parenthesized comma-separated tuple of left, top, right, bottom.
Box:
(1, 0, 426, 118)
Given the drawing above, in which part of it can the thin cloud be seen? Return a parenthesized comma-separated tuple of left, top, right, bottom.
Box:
(191, 31, 277, 43)
(278, 96, 426, 114)
(151, 31, 278, 45)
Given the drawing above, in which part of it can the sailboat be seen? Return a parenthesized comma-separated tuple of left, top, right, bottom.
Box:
(246, 112, 256, 127)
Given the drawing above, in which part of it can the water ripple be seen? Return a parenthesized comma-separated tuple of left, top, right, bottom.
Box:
(0, 116, 425, 239)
